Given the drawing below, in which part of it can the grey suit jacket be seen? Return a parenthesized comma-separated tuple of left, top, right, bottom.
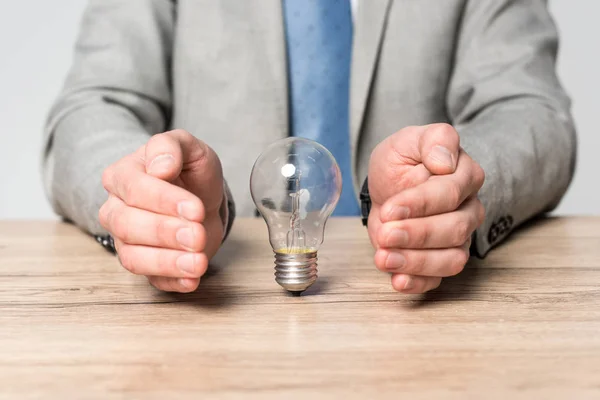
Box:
(43, 0, 576, 256)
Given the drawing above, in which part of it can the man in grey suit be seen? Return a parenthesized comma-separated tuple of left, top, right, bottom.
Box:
(43, 0, 576, 294)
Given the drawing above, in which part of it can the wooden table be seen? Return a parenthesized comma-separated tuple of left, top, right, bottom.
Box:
(1, 218, 599, 399)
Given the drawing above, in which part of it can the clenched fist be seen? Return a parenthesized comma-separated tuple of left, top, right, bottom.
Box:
(99, 130, 226, 293)
(368, 124, 485, 294)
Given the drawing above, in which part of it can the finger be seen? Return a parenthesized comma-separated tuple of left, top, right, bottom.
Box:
(368, 123, 461, 204)
(146, 130, 224, 213)
(374, 242, 471, 277)
(115, 242, 208, 279)
(147, 276, 200, 293)
(380, 151, 485, 221)
(418, 123, 460, 175)
(376, 124, 460, 174)
(378, 197, 484, 249)
(391, 274, 442, 294)
(367, 205, 383, 249)
(99, 196, 206, 251)
(368, 125, 438, 204)
(381, 124, 459, 172)
(144, 132, 184, 181)
(114, 237, 207, 279)
(102, 157, 205, 222)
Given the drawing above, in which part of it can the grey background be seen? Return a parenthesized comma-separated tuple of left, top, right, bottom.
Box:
(0, 1, 597, 220)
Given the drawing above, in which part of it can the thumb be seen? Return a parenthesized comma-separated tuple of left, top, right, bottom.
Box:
(145, 129, 224, 212)
(145, 132, 183, 181)
(418, 123, 460, 175)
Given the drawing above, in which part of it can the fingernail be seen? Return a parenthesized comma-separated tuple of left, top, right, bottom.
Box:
(176, 227, 196, 250)
(385, 229, 409, 247)
(176, 253, 198, 275)
(429, 145, 454, 169)
(178, 201, 200, 221)
(178, 278, 197, 291)
(385, 252, 406, 270)
(385, 205, 410, 221)
(402, 275, 414, 290)
(148, 154, 175, 175)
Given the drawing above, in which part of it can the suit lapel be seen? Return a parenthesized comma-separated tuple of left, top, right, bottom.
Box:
(350, 0, 392, 156)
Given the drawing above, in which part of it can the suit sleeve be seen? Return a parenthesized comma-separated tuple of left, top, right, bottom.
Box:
(43, 0, 235, 238)
(447, 0, 576, 256)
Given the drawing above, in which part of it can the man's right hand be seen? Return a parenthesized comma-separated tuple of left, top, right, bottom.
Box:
(99, 129, 226, 293)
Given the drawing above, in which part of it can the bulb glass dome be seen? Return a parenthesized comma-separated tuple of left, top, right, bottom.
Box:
(250, 137, 342, 254)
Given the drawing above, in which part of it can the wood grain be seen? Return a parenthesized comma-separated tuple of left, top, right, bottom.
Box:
(1, 218, 600, 399)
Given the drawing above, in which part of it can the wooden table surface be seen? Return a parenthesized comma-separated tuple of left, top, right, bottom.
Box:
(1, 218, 600, 399)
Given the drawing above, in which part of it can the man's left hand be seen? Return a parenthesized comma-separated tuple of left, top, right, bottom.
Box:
(367, 124, 485, 294)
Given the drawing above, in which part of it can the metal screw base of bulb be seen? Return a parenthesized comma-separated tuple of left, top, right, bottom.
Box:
(274, 251, 318, 294)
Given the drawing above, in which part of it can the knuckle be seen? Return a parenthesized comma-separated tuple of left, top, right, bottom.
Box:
(124, 177, 151, 208)
(445, 181, 462, 209)
(156, 249, 176, 276)
(453, 220, 471, 246)
(412, 194, 427, 217)
(111, 208, 131, 242)
(113, 238, 124, 255)
(187, 153, 209, 174)
(472, 162, 486, 188)
(464, 233, 473, 249)
(123, 179, 138, 205)
(111, 217, 125, 241)
(145, 134, 163, 151)
(195, 224, 207, 251)
(429, 123, 459, 144)
(409, 223, 427, 248)
(106, 200, 124, 235)
(154, 217, 171, 246)
(377, 225, 391, 247)
(117, 246, 137, 275)
(197, 253, 209, 276)
(406, 250, 427, 274)
(156, 188, 173, 215)
(98, 202, 110, 229)
(431, 123, 455, 136)
(374, 251, 388, 272)
(171, 129, 192, 139)
(367, 221, 379, 248)
(449, 248, 469, 276)
(101, 166, 114, 191)
(196, 140, 210, 162)
(477, 201, 486, 225)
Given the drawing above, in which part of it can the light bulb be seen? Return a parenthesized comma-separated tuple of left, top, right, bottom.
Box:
(250, 137, 342, 295)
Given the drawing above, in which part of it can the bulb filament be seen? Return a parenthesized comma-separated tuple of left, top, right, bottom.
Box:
(286, 176, 306, 253)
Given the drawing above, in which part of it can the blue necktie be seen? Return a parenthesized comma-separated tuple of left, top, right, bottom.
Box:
(283, 0, 359, 216)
